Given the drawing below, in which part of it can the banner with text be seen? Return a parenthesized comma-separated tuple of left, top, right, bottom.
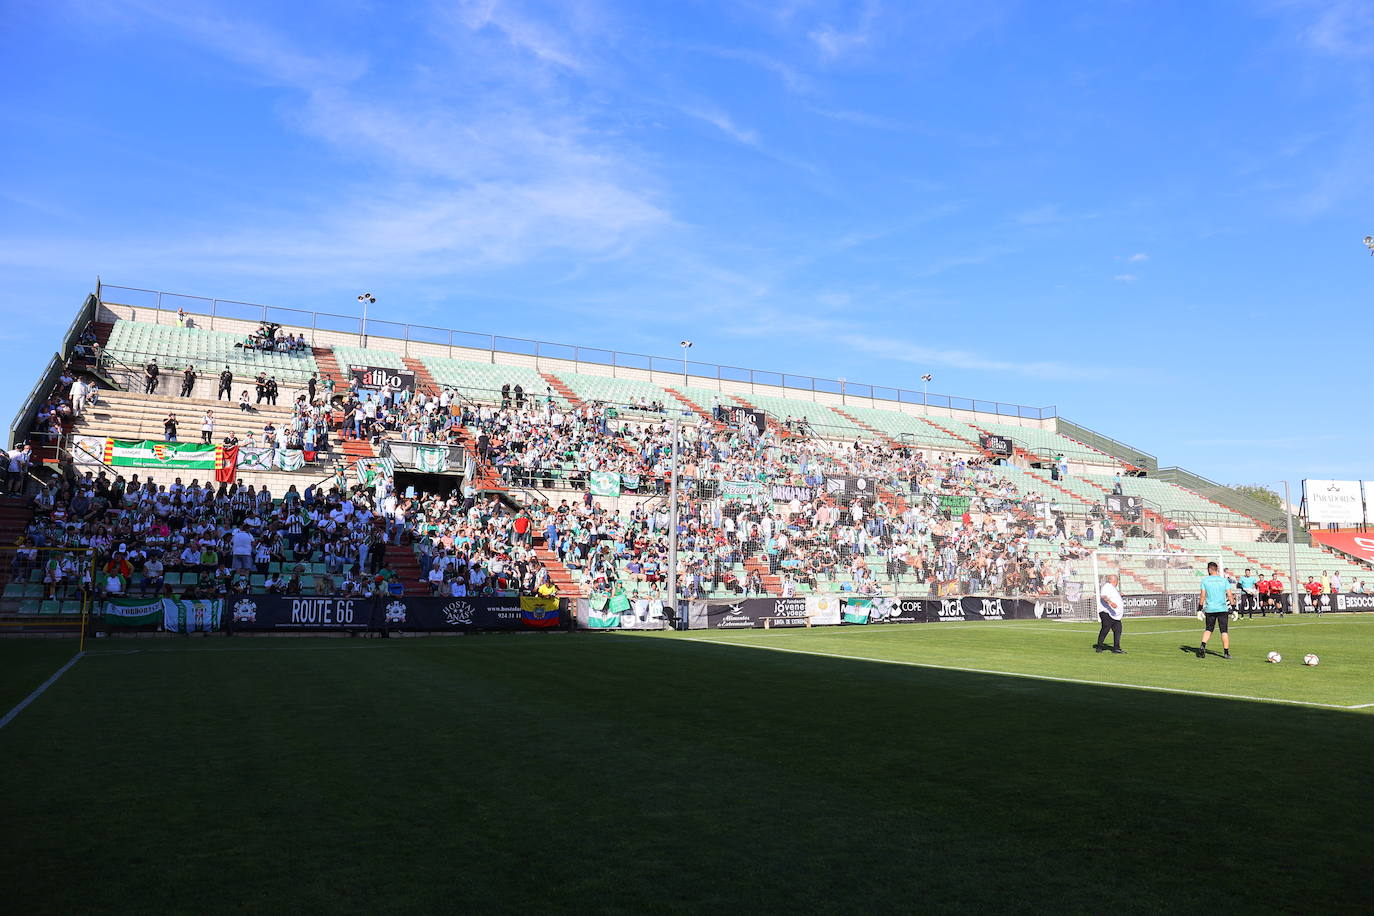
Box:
(349, 365, 416, 391)
(104, 439, 222, 471)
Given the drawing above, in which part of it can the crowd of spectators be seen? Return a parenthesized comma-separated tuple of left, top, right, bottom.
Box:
(10, 458, 403, 602)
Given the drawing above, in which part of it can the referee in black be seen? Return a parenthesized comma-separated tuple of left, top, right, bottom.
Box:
(1095, 573, 1126, 654)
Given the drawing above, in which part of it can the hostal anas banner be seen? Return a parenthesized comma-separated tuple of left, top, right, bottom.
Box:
(104, 439, 224, 471)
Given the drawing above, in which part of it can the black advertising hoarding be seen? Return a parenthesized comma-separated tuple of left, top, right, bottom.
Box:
(1106, 494, 1144, 520)
(824, 475, 877, 504)
(694, 595, 1059, 629)
(980, 434, 1014, 457)
(227, 595, 565, 632)
(349, 365, 417, 391)
(385, 596, 565, 631)
(699, 598, 792, 629)
(230, 596, 374, 631)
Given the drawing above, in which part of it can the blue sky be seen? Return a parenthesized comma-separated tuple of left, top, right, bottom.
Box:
(3, 0, 1372, 487)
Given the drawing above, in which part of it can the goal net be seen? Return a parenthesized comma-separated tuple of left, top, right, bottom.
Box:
(1059, 546, 1226, 620)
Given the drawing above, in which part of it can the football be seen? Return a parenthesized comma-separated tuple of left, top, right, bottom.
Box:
(1266, 651, 1282, 664)
(1303, 653, 1320, 667)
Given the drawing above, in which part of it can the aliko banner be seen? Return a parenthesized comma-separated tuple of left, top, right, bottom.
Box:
(227, 594, 566, 632)
(689, 595, 1063, 629)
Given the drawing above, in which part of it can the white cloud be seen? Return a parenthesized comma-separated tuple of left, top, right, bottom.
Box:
(719, 309, 1113, 382)
(34, 0, 667, 275)
(1296, 0, 1374, 57)
(451, 0, 587, 71)
(682, 106, 761, 147)
(809, 0, 881, 61)
(1113, 274, 1138, 283)
(1127, 252, 1149, 262)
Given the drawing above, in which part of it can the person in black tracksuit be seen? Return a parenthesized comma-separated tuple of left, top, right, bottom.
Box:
(217, 367, 234, 400)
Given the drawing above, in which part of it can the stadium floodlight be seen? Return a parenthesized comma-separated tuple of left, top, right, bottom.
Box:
(1364, 236, 1374, 255)
(358, 293, 377, 346)
(920, 373, 933, 408)
(679, 340, 693, 384)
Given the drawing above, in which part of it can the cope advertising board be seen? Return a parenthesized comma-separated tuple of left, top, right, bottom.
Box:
(228, 595, 565, 631)
(349, 365, 417, 391)
(1304, 479, 1365, 525)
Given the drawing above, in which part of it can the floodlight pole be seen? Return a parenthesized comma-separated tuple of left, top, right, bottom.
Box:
(668, 417, 682, 628)
(1284, 480, 1301, 613)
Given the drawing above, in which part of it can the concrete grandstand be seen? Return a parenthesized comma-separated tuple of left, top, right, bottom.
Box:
(2, 284, 1368, 628)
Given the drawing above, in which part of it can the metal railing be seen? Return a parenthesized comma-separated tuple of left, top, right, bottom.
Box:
(9, 352, 64, 448)
(98, 284, 1058, 420)
(1153, 466, 1299, 535)
(1055, 418, 1157, 471)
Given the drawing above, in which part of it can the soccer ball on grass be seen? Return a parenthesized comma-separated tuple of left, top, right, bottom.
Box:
(1303, 653, 1320, 667)
(1265, 651, 1282, 664)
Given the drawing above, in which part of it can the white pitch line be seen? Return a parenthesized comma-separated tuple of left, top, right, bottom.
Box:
(0, 652, 85, 731)
(675, 638, 1368, 710)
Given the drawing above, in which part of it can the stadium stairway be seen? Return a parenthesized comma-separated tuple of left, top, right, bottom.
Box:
(1221, 544, 1274, 574)
(449, 426, 506, 493)
(727, 395, 799, 440)
(540, 372, 583, 408)
(742, 554, 783, 596)
(385, 539, 429, 596)
(918, 416, 983, 452)
(401, 357, 438, 397)
(312, 347, 347, 391)
(830, 407, 901, 448)
(663, 387, 725, 429)
(532, 533, 581, 597)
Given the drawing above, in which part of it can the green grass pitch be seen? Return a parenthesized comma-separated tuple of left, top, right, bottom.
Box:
(2, 615, 1372, 914)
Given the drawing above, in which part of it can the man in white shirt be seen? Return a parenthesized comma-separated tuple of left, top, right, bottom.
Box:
(1095, 573, 1125, 654)
(230, 527, 255, 570)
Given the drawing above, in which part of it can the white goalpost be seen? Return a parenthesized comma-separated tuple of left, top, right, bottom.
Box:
(1063, 547, 1227, 619)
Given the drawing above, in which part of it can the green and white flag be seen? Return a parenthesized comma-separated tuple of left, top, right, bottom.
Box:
(274, 448, 305, 471)
(586, 596, 621, 629)
(355, 455, 396, 486)
(105, 439, 219, 470)
(240, 447, 274, 470)
(415, 445, 449, 473)
(163, 598, 223, 633)
(841, 597, 871, 625)
(102, 597, 164, 627)
(589, 471, 621, 497)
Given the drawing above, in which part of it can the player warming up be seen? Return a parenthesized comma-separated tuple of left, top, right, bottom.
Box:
(1197, 562, 1235, 660)
(1094, 573, 1125, 654)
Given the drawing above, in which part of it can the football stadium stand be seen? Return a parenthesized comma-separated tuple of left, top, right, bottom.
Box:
(1, 284, 1366, 632)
